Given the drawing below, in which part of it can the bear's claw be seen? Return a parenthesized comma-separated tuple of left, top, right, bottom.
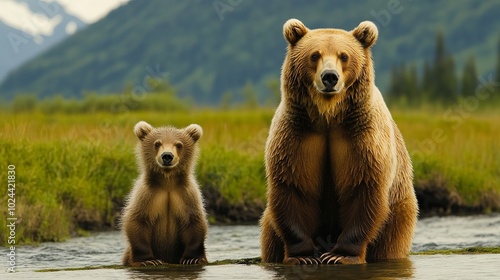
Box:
(140, 259, 163, 266)
(181, 257, 207, 265)
(320, 252, 364, 265)
(320, 253, 343, 264)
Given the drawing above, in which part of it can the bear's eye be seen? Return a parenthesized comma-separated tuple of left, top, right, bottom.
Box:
(154, 140, 162, 149)
(310, 52, 321, 62)
(340, 53, 349, 62)
(175, 142, 183, 149)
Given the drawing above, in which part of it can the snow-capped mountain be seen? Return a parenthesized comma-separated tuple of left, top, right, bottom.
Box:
(0, 0, 129, 83)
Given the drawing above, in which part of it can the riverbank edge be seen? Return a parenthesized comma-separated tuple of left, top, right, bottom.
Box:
(7, 186, 500, 246)
(38, 187, 500, 239)
(35, 247, 500, 272)
(203, 183, 500, 224)
(205, 185, 500, 224)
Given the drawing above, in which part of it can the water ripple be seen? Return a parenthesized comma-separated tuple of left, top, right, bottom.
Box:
(1, 214, 499, 275)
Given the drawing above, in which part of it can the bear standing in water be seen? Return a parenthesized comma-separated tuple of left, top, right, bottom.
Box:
(260, 19, 418, 265)
(122, 121, 208, 266)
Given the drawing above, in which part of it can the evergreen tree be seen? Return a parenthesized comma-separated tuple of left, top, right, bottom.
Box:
(430, 31, 458, 103)
(496, 35, 500, 84)
(220, 90, 233, 110)
(265, 77, 281, 106)
(242, 82, 258, 109)
(460, 55, 478, 97)
(388, 63, 419, 106)
(388, 64, 403, 101)
(421, 60, 432, 101)
(406, 64, 419, 105)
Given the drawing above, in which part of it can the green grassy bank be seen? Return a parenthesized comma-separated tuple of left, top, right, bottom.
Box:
(1, 104, 499, 244)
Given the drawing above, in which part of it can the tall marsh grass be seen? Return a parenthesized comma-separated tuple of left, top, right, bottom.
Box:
(1, 98, 499, 244)
(0, 109, 271, 244)
(393, 107, 500, 209)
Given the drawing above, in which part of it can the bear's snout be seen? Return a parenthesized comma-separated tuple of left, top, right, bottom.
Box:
(161, 152, 175, 166)
(153, 142, 181, 170)
(321, 70, 339, 90)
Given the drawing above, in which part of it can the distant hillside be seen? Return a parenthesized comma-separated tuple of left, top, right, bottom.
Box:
(0, 0, 86, 83)
(1, 0, 499, 104)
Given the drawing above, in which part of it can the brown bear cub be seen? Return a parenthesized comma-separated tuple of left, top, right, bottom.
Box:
(122, 121, 208, 266)
(260, 19, 418, 265)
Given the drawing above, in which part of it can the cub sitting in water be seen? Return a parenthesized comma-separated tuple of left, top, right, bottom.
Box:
(122, 121, 208, 266)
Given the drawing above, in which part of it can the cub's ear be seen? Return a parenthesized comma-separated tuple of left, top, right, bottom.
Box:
(185, 124, 203, 142)
(134, 121, 154, 141)
(352, 21, 378, 48)
(283, 18, 308, 46)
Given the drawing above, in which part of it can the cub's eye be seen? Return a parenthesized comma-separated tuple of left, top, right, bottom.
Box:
(340, 53, 349, 62)
(310, 52, 321, 62)
(175, 143, 183, 149)
(154, 140, 162, 149)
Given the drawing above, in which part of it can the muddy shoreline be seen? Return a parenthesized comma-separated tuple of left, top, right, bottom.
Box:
(415, 182, 500, 218)
(203, 184, 500, 224)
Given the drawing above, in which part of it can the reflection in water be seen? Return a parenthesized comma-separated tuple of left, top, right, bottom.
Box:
(127, 266, 205, 279)
(2, 214, 500, 279)
(122, 260, 414, 280)
(123, 262, 413, 280)
(125, 265, 277, 280)
(264, 258, 414, 280)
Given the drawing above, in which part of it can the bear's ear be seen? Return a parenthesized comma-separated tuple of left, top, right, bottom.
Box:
(283, 18, 308, 46)
(352, 21, 378, 49)
(134, 121, 154, 141)
(185, 124, 203, 142)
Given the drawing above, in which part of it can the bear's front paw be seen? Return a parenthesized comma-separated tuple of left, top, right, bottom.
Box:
(129, 259, 164, 267)
(284, 256, 321, 265)
(180, 257, 208, 265)
(320, 252, 365, 265)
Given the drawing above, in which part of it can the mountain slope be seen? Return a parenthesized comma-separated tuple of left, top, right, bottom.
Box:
(1, 0, 499, 103)
(0, 0, 86, 83)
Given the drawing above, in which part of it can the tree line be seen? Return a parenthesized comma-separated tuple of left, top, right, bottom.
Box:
(389, 32, 500, 106)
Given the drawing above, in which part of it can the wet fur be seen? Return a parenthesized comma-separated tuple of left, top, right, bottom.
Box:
(260, 19, 418, 265)
(122, 122, 208, 266)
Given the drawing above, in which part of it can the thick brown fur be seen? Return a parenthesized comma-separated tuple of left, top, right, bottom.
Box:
(260, 19, 418, 265)
(122, 121, 208, 267)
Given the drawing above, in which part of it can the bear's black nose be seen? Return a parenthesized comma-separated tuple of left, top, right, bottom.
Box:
(321, 70, 339, 89)
(161, 152, 174, 165)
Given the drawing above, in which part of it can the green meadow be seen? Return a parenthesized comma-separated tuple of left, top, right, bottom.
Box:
(1, 92, 499, 245)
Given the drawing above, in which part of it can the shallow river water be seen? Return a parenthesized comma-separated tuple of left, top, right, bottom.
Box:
(2, 214, 500, 279)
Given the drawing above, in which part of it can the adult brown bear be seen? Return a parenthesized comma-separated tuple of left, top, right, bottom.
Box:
(260, 19, 418, 265)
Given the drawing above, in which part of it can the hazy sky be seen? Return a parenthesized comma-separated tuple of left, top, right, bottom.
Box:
(51, 0, 130, 23)
(0, 0, 131, 33)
